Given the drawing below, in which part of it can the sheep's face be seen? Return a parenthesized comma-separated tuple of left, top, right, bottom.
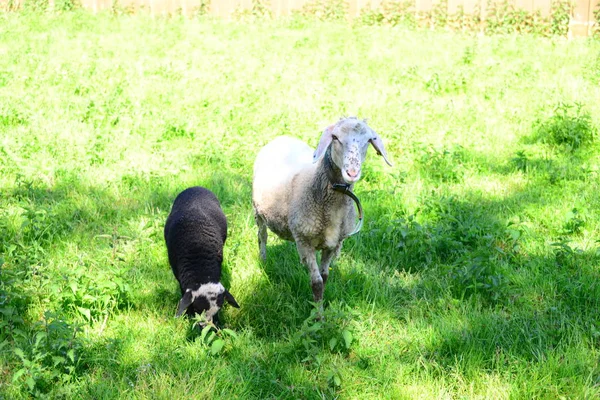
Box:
(176, 282, 240, 324)
(313, 118, 392, 184)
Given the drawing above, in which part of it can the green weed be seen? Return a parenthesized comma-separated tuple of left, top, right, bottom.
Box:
(532, 102, 596, 151)
(450, 254, 508, 303)
(512, 150, 529, 172)
(233, 0, 272, 20)
(192, 319, 240, 356)
(415, 144, 466, 182)
(292, 302, 356, 362)
(561, 208, 586, 235)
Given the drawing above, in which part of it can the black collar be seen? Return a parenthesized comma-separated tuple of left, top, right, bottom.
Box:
(322, 146, 364, 237)
(331, 183, 364, 237)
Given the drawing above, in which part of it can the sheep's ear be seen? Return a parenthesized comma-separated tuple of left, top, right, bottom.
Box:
(224, 290, 240, 308)
(176, 290, 194, 317)
(369, 130, 393, 167)
(313, 124, 335, 163)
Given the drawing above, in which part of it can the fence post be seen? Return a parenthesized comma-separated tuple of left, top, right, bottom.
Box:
(569, 0, 593, 36)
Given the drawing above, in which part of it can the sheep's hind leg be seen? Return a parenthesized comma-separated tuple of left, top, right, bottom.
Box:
(296, 242, 324, 313)
(319, 243, 342, 286)
(255, 213, 268, 262)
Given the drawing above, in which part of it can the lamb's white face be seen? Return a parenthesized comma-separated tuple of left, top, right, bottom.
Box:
(177, 282, 240, 324)
(329, 120, 372, 184)
(190, 282, 226, 323)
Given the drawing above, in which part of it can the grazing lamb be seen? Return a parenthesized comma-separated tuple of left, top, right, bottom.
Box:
(164, 186, 239, 326)
(252, 117, 392, 306)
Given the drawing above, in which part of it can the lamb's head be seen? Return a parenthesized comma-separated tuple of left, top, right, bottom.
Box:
(313, 117, 392, 184)
(176, 282, 239, 324)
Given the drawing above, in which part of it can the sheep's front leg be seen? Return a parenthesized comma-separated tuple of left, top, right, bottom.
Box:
(296, 242, 323, 305)
(255, 213, 268, 261)
(319, 243, 342, 286)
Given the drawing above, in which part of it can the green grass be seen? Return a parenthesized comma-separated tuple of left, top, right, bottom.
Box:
(1, 10, 600, 399)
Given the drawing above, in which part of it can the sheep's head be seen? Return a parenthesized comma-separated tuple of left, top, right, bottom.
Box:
(313, 117, 392, 184)
(176, 282, 239, 325)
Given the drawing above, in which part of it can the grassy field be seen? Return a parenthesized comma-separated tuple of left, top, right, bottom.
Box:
(1, 11, 600, 399)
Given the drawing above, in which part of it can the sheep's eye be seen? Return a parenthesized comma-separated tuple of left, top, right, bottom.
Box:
(332, 135, 339, 142)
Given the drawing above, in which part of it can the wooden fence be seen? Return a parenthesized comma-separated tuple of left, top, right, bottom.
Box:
(4, 0, 599, 35)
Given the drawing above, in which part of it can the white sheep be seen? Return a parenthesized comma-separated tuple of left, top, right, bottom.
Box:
(252, 117, 391, 307)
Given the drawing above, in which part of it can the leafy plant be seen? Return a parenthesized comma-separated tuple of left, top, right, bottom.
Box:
(4, 308, 82, 396)
(299, 0, 348, 21)
(195, 0, 210, 15)
(0, 110, 28, 127)
(430, 0, 449, 28)
(549, 0, 572, 36)
(551, 237, 581, 267)
(512, 150, 529, 172)
(54, 262, 131, 325)
(415, 144, 466, 182)
(358, 6, 385, 25)
(561, 208, 585, 235)
(357, 0, 572, 36)
(233, 0, 272, 20)
(110, 0, 136, 15)
(448, 4, 481, 31)
(450, 254, 508, 302)
(22, 0, 49, 11)
(192, 315, 239, 355)
(1, 0, 21, 11)
(484, 0, 571, 35)
(461, 45, 476, 65)
(292, 302, 356, 366)
(327, 365, 343, 388)
(382, 0, 415, 27)
(594, 3, 600, 37)
(54, 0, 80, 11)
(532, 102, 596, 151)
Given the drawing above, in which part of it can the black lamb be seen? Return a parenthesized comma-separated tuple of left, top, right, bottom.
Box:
(164, 186, 239, 325)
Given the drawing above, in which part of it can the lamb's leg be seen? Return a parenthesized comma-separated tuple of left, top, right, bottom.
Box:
(296, 242, 323, 305)
(255, 213, 268, 261)
(319, 243, 342, 286)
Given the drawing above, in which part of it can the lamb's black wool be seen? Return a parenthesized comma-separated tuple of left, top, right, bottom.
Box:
(164, 186, 239, 325)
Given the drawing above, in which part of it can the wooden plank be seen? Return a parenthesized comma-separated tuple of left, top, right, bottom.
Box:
(448, 0, 462, 15)
(416, 0, 433, 12)
(515, 0, 533, 12)
(532, 0, 551, 17)
(461, 0, 480, 14)
(573, 0, 590, 22)
(570, 0, 592, 36)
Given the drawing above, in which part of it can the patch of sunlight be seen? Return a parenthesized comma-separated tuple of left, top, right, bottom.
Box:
(460, 173, 528, 200)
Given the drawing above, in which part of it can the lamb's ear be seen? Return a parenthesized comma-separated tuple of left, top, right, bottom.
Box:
(224, 290, 240, 308)
(313, 125, 335, 163)
(369, 130, 393, 167)
(176, 290, 194, 317)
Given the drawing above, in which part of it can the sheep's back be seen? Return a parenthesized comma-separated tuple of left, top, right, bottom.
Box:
(164, 187, 227, 279)
(252, 136, 313, 208)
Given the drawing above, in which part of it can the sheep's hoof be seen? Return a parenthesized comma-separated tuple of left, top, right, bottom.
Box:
(312, 301, 325, 321)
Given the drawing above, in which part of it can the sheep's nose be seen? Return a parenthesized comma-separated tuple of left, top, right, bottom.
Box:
(347, 169, 359, 178)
